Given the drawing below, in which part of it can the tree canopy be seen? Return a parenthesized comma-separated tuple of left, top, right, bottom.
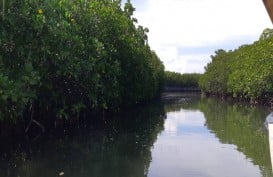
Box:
(164, 71, 201, 89)
(0, 0, 165, 121)
(199, 28, 273, 103)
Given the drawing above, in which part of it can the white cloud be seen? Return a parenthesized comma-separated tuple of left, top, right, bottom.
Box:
(131, 0, 272, 73)
(169, 54, 210, 73)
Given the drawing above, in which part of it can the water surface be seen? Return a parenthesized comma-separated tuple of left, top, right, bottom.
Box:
(0, 93, 272, 177)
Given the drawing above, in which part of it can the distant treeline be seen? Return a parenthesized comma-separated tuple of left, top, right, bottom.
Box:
(164, 71, 201, 89)
(199, 28, 273, 104)
(0, 0, 164, 121)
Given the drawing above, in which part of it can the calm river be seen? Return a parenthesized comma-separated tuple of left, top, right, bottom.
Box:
(0, 93, 272, 177)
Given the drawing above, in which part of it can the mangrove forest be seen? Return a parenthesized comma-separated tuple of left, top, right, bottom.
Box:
(0, 0, 165, 122)
(199, 28, 273, 104)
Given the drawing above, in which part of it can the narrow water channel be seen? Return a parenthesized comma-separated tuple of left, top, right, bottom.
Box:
(0, 93, 272, 177)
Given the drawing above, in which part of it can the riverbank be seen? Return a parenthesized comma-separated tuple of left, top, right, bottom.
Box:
(201, 91, 273, 109)
(164, 87, 200, 92)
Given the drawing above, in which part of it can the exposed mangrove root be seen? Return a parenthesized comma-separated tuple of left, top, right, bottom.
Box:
(25, 104, 45, 133)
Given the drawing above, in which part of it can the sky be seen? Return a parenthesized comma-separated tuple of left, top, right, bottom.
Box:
(124, 0, 272, 73)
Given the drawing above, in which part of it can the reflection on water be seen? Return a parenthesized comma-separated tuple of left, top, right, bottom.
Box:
(149, 95, 272, 177)
(199, 98, 272, 177)
(266, 113, 273, 174)
(0, 93, 273, 177)
(0, 101, 166, 177)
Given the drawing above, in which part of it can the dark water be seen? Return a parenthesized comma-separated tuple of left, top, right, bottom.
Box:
(0, 93, 272, 177)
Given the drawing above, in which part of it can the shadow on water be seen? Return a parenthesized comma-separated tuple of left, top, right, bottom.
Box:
(0, 100, 166, 177)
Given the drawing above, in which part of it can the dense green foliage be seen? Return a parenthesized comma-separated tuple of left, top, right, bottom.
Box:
(0, 0, 164, 121)
(200, 28, 273, 102)
(164, 71, 201, 88)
